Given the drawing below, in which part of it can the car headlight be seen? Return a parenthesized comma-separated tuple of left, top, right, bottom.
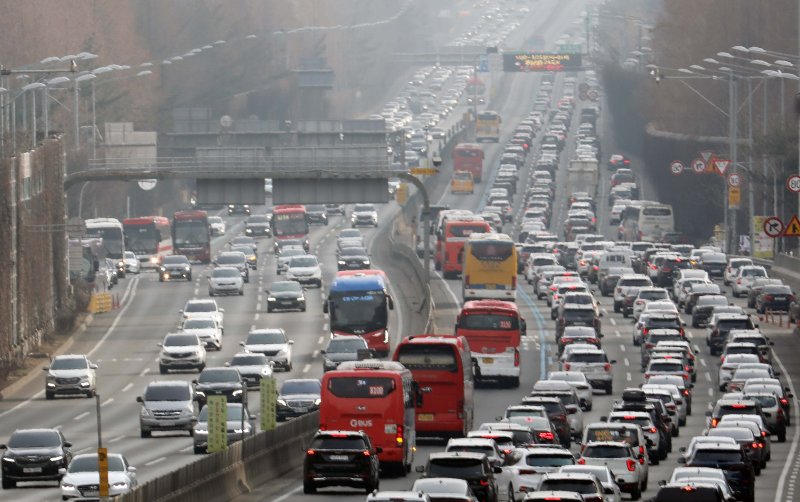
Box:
(261, 368, 271, 376)
(185, 265, 191, 271)
(112, 481, 129, 489)
(140, 407, 152, 417)
(338, 261, 346, 265)
(159, 266, 166, 272)
(182, 406, 194, 416)
(268, 296, 277, 302)
(117, 261, 124, 268)
(277, 399, 287, 406)
(232, 390, 242, 396)
(61, 481, 75, 489)
(50, 456, 63, 463)
(277, 349, 287, 356)
(364, 260, 371, 265)
(314, 398, 321, 405)
(2, 457, 16, 463)
(194, 427, 208, 434)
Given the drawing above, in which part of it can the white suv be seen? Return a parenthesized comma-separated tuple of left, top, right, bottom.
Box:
(731, 265, 768, 297)
(285, 254, 323, 288)
(579, 441, 647, 499)
(180, 299, 224, 332)
(351, 203, 379, 227)
(158, 333, 207, 374)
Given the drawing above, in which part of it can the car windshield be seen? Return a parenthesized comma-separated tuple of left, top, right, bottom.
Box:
(524, 454, 575, 467)
(198, 369, 239, 383)
(354, 204, 375, 212)
(164, 334, 198, 346)
(185, 302, 215, 312)
(231, 246, 254, 256)
(50, 357, 88, 370)
(271, 282, 301, 293)
(428, 459, 483, 478)
(163, 256, 189, 265)
(69, 455, 125, 473)
(247, 332, 285, 344)
(341, 248, 368, 257)
(217, 254, 244, 265)
(447, 445, 496, 456)
(326, 339, 367, 353)
(249, 215, 269, 223)
(339, 230, 361, 239)
(569, 352, 606, 363)
(310, 436, 366, 450)
(183, 319, 215, 330)
(8, 430, 61, 448)
(583, 445, 628, 458)
(281, 249, 306, 259)
(280, 380, 321, 395)
(198, 405, 243, 421)
(208, 217, 222, 224)
(144, 385, 190, 401)
(212, 268, 240, 278)
(290, 256, 318, 268)
(540, 480, 596, 494)
(232, 237, 255, 247)
(693, 450, 742, 463)
(230, 355, 266, 366)
(610, 416, 653, 428)
(124, 251, 136, 259)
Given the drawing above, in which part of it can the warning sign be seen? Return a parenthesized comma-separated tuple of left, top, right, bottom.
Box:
(783, 214, 800, 237)
(714, 159, 730, 176)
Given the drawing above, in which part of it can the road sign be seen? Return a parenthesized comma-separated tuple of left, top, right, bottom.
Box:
(669, 160, 684, 175)
(207, 395, 228, 453)
(410, 167, 439, 176)
(138, 179, 157, 191)
(691, 158, 706, 173)
(714, 158, 730, 176)
(700, 150, 714, 163)
(729, 186, 741, 208)
(728, 173, 741, 187)
(260, 376, 277, 432)
(787, 174, 800, 193)
(503, 52, 582, 72)
(783, 214, 800, 237)
(98, 447, 109, 497)
(753, 216, 774, 259)
(478, 54, 489, 73)
(763, 216, 784, 238)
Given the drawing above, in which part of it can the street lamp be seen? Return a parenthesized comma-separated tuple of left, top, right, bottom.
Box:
(74, 73, 96, 149)
(22, 82, 45, 149)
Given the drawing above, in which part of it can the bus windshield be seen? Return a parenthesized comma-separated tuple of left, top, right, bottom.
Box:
(174, 221, 209, 246)
(448, 224, 489, 238)
(396, 344, 458, 372)
(470, 241, 514, 260)
(85, 228, 124, 258)
(124, 225, 159, 254)
(329, 292, 387, 333)
(458, 313, 519, 330)
(273, 213, 308, 237)
(327, 376, 395, 398)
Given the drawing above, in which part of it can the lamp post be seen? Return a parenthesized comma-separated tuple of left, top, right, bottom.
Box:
(22, 82, 45, 149)
(44, 76, 70, 139)
(74, 73, 96, 149)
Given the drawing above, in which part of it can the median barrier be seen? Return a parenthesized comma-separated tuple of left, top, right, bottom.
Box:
(117, 412, 319, 502)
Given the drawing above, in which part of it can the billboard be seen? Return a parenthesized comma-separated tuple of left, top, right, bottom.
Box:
(502, 52, 582, 72)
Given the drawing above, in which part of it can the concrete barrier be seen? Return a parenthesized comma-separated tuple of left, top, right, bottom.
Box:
(117, 412, 318, 502)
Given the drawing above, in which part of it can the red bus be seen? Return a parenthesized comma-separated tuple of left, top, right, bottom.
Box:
(441, 219, 492, 279)
(452, 143, 484, 183)
(272, 204, 309, 241)
(122, 216, 172, 268)
(434, 210, 477, 269)
(325, 270, 394, 357)
(393, 334, 474, 438)
(455, 300, 526, 388)
(320, 360, 419, 474)
(171, 210, 211, 263)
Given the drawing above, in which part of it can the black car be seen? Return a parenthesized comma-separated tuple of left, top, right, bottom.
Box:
(305, 204, 329, 225)
(755, 284, 795, 314)
(707, 314, 758, 356)
(321, 336, 370, 372)
(325, 204, 345, 216)
(416, 452, 502, 502)
(684, 284, 722, 314)
(655, 256, 692, 287)
(652, 483, 726, 502)
(303, 430, 380, 494)
(698, 252, 727, 277)
(266, 281, 306, 312)
(520, 395, 571, 447)
(679, 444, 755, 502)
(277, 379, 321, 421)
(556, 307, 600, 340)
(227, 203, 250, 215)
(159, 255, 192, 282)
(193, 367, 247, 408)
(337, 247, 371, 271)
(244, 214, 271, 237)
(274, 237, 309, 255)
(1, 428, 73, 488)
(690, 294, 728, 327)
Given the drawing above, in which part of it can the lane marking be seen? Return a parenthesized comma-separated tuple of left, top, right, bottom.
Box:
(318, 336, 325, 344)
(620, 345, 626, 352)
(139, 367, 149, 377)
(609, 318, 616, 326)
(623, 358, 629, 366)
(312, 350, 319, 358)
(626, 372, 632, 381)
(145, 456, 166, 466)
(699, 358, 707, 367)
(108, 435, 125, 444)
(74, 411, 90, 421)
(122, 382, 134, 392)
(704, 372, 711, 382)
(101, 397, 114, 407)
(302, 364, 311, 374)
(772, 343, 800, 502)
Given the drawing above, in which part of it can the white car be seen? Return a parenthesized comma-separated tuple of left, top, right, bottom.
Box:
(558, 465, 622, 502)
(724, 257, 753, 285)
(60, 452, 137, 499)
(731, 265, 768, 297)
(547, 371, 593, 411)
(158, 332, 207, 374)
(225, 352, 274, 389)
(631, 287, 670, 320)
(351, 203, 379, 227)
(45, 354, 98, 399)
(240, 328, 294, 371)
(207, 216, 226, 236)
(276, 246, 306, 274)
(180, 299, 224, 331)
(285, 254, 323, 288)
(207, 266, 244, 297)
(122, 251, 140, 274)
(643, 383, 688, 425)
(718, 353, 761, 391)
(505, 446, 577, 499)
(579, 441, 647, 499)
(674, 277, 710, 307)
(180, 317, 223, 351)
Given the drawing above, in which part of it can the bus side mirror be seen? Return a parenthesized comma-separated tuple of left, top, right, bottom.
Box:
(520, 319, 527, 334)
(388, 296, 394, 310)
(322, 301, 329, 314)
(413, 382, 424, 407)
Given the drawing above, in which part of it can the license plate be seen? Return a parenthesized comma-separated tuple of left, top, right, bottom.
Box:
(328, 455, 349, 461)
(418, 413, 435, 421)
(280, 300, 292, 304)
(774, 296, 786, 300)
(23, 467, 42, 473)
(83, 491, 99, 497)
(293, 406, 308, 413)
(482, 357, 494, 364)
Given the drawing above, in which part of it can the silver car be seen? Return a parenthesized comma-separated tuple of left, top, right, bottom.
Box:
(44, 354, 97, 399)
(547, 371, 593, 411)
(60, 452, 137, 499)
(180, 317, 223, 351)
(240, 329, 294, 371)
(226, 352, 273, 389)
(137, 380, 196, 437)
(193, 402, 253, 454)
(208, 266, 244, 296)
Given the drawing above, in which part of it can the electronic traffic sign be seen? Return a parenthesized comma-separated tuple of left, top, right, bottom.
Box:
(502, 52, 582, 72)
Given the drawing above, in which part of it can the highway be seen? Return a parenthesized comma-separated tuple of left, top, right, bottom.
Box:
(2, 1, 799, 502)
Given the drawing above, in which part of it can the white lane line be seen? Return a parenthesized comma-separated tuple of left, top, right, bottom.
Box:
(322, 323, 329, 331)
(302, 364, 311, 374)
(772, 344, 800, 502)
(615, 330, 621, 338)
(686, 331, 694, 339)
(620, 345, 626, 352)
(139, 367, 149, 377)
(108, 435, 125, 444)
(86, 275, 140, 358)
(101, 398, 114, 407)
(708, 388, 714, 397)
(145, 457, 166, 466)
(122, 383, 133, 392)
(257, 294, 263, 303)
(74, 411, 90, 421)
(704, 372, 711, 382)
(250, 324, 256, 331)
(318, 336, 325, 344)
(609, 318, 616, 326)
(256, 303, 261, 311)
(312, 350, 320, 358)
(623, 358, 629, 366)
(179, 445, 194, 453)
(699, 358, 707, 367)
(626, 372, 632, 381)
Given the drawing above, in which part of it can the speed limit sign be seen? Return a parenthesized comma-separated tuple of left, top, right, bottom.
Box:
(787, 174, 800, 193)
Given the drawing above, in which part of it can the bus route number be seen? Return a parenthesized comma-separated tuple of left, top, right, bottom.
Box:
(499, 320, 512, 329)
(369, 386, 385, 396)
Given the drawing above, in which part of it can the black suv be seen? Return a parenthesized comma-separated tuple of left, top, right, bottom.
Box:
(303, 430, 380, 494)
(227, 203, 250, 215)
(690, 294, 728, 327)
(679, 444, 755, 502)
(1, 428, 73, 488)
(244, 214, 271, 237)
(159, 254, 192, 282)
(193, 367, 247, 408)
(706, 314, 758, 356)
(556, 307, 601, 340)
(305, 204, 329, 225)
(612, 391, 672, 458)
(416, 451, 502, 502)
(521, 395, 571, 447)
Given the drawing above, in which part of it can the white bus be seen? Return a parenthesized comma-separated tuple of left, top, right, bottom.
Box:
(619, 202, 674, 242)
(84, 218, 125, 260)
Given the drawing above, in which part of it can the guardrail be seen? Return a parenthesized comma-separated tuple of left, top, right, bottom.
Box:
(117, 412, 319, 502)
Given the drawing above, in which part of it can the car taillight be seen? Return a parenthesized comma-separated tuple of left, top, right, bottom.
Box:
(780, 398, 789, 406)
(762, 431, 767, 437)
(593, 265, 599, 270)
(626, 459, 636, 471)
(711, 418, 718, 427)
(362, 450, 371, 456)
(649, 427, 657, 433)
(551, 285, 558, 291)
(604, 363, 612, 371)
(737, 278, 742, 284)
(639, 456, 645, 465)
(577, 458, 586, 464)
(306, 449, 316, 455)
(639, 445, 645, 456)
(479, 479, 490, 486)
(650, 264, 657, 270)
(644, 373, 650, 379)
(514, 349, 520, 367)
(752, 442, 761, 449)
(396, 425, 404, 446)
(538, 432, 555, 441)
(635, 300, 645, 305)
(683, 389, 690, 396)
(765, 295, 774, 301)
(563, 363, 571, 370)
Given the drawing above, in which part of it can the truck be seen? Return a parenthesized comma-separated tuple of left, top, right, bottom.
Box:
(567, 159, 599, 198)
